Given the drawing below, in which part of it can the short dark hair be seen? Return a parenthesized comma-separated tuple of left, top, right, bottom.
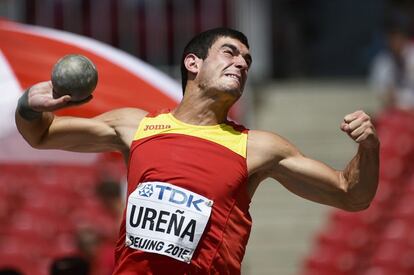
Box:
(180, 28, 249, 93)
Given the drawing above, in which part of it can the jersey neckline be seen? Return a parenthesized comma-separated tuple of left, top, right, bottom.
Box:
(167, 112, 228, 130)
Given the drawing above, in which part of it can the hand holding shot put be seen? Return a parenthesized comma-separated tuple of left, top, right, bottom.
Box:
(15, 28, 380, 274)
(17, 54, 97, 120)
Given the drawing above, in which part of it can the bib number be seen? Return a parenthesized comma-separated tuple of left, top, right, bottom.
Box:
(126, 181, 213, 263)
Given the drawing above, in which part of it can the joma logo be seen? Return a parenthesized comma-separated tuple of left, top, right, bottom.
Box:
(144, 124, 171, 131)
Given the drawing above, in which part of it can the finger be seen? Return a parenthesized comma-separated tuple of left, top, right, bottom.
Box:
(355, 131, 370, 143)
(340, 122, 349, 132)
(344, 113, 357, 123)
(57, 95, 72, 103)
(67, 95, 93, 106)
(43, 95, 72, 110)
(350, 124, 367, 138)
(347, 117, 364, 131)
(344, 110, 364, 123)
(59, 95, 94, 109)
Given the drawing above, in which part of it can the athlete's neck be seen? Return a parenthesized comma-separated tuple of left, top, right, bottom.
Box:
(172, 86, 236, 126)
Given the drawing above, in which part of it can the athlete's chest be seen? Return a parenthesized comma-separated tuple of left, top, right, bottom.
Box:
(128, 134, 247, 198)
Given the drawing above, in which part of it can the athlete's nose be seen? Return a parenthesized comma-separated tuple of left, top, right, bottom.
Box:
(234, 55, 249, 70)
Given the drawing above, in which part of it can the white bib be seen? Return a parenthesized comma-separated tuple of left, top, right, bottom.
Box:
(126, 181, 213, 263)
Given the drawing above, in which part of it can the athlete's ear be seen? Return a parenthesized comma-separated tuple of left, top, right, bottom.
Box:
(184, 53, 202, 74)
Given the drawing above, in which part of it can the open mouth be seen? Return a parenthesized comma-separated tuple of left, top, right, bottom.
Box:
(224, 73, 241, 83)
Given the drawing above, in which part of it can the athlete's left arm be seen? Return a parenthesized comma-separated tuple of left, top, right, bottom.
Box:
(251, 110, 380, 211)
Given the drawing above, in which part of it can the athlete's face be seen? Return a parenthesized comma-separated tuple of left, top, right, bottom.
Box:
(196, 37, 252, 97)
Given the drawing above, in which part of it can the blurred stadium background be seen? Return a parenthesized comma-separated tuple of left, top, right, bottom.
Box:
(1, 0, 414, 274)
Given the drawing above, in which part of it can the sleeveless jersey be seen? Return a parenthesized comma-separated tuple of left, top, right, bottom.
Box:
(113, 110, 252, 275)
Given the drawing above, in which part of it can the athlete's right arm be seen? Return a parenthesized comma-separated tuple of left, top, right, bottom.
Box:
(15, 81, 147, 154)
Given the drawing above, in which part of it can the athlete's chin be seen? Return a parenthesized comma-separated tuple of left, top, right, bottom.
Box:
(228, 89, 243, 97)
(216, 87, 241, 99)
(220, 83, 244, 96)
(226, 86, 244, 97)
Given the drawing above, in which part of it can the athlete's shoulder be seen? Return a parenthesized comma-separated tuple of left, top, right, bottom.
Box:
(113, 107, 148, 118)
(93, 107, 148, 127)
(94, 107, 147, 118)
(247, 129, 299, 161)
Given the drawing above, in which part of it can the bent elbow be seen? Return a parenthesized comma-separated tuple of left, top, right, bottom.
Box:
(30, 141, 46, 150)
(16, 125, 47, 150)
(340, 194, 373, 212)
(337, 176, 377, 212)
(29, 141, 47, 151)
(21, 133, 51, 150)
(19, 134, 42, 149)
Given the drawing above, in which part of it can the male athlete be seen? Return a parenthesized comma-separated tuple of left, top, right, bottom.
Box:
(16, 28, 379, 274)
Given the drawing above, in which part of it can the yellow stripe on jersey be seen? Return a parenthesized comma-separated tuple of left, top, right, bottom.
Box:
(134, 113, 248, 158)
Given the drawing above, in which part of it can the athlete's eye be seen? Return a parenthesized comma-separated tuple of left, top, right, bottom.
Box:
(223, 49, 233, 56)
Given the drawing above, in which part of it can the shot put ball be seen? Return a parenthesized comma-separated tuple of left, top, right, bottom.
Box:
(51, 54, 98, 102)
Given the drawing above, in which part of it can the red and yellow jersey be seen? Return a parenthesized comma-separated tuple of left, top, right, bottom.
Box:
(114, 110, 252, 275)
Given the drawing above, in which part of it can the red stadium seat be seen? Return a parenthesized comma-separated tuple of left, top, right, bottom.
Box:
(0, 254, 37, 275)
(369, 241, 414, 273)
(392, 197, 414, 222)
(304, 243, 359, 275)
(364, 266, 407, 275)
(317, 220, 371, 253)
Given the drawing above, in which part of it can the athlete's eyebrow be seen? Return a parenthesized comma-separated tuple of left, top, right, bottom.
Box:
(220, 43, 253, 67)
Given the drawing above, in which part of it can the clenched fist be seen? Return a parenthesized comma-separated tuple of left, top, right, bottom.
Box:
(340, 110, 379, 148)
